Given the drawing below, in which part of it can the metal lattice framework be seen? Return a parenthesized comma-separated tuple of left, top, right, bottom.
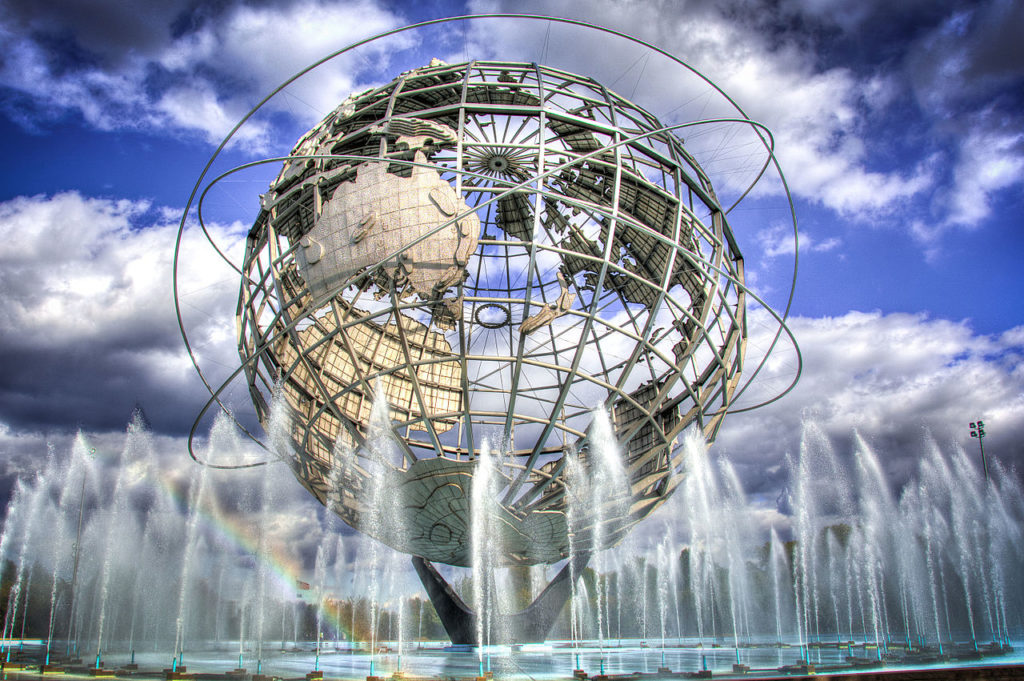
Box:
(237, 59, 749, 566)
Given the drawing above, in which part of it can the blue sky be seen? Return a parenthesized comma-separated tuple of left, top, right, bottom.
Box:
(0, 0, 1022, 553)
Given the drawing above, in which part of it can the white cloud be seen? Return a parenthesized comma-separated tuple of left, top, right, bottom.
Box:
(716, 309, 1024, 497)
(944, 113, 1024, 228)
(464, 0, 934, 223)
(755, 222, 840, 258)
(3, 0, 1019, 241)
(0, 192, 240, 347)
(154, 82, 272, 150)
(0, 0, 409, 148)
(911, 112, 1024, 245)
(156, 0, 413, 134)
(606, 299, 1024, 550)
(0, 192, 248, 433)
(692, 43, 934, 218)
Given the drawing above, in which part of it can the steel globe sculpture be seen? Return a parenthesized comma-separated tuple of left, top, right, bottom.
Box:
(240, 58, 744, 562)
(176, 17, 800, 645)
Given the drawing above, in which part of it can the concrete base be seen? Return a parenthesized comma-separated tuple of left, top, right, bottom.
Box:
(40, 664, 65, 674)
(306, 672, 324, 681)
(89, 668, 117, 677)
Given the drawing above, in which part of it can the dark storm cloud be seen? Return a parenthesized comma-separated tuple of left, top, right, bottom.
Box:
(769, 0, 954, 47)
(959, 2, 1024, 84)
(735, 0, 1019, 88)
(904, 0, 1024, 113)
(0, 344, 193, 434)
(2, 0, 195, 64)
(835, 0, 1024, 230)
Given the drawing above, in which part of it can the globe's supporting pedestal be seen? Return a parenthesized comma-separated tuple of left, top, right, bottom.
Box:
(236, 59, 749, 642)
(412, 552, 591, 644)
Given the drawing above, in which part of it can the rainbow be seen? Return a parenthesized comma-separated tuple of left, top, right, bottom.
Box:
(152, 468, 363, 642)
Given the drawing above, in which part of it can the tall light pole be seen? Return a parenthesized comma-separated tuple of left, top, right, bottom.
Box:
(969, 420, 988, 481)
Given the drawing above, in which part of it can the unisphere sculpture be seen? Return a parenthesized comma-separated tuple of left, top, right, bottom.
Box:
(175, 42, 802, 642)
(241, 59, 745, 561)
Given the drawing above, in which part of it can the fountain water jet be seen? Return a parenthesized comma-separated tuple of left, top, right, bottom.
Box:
(470, 439, 500, 662)
(173, 465, 209, 667)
